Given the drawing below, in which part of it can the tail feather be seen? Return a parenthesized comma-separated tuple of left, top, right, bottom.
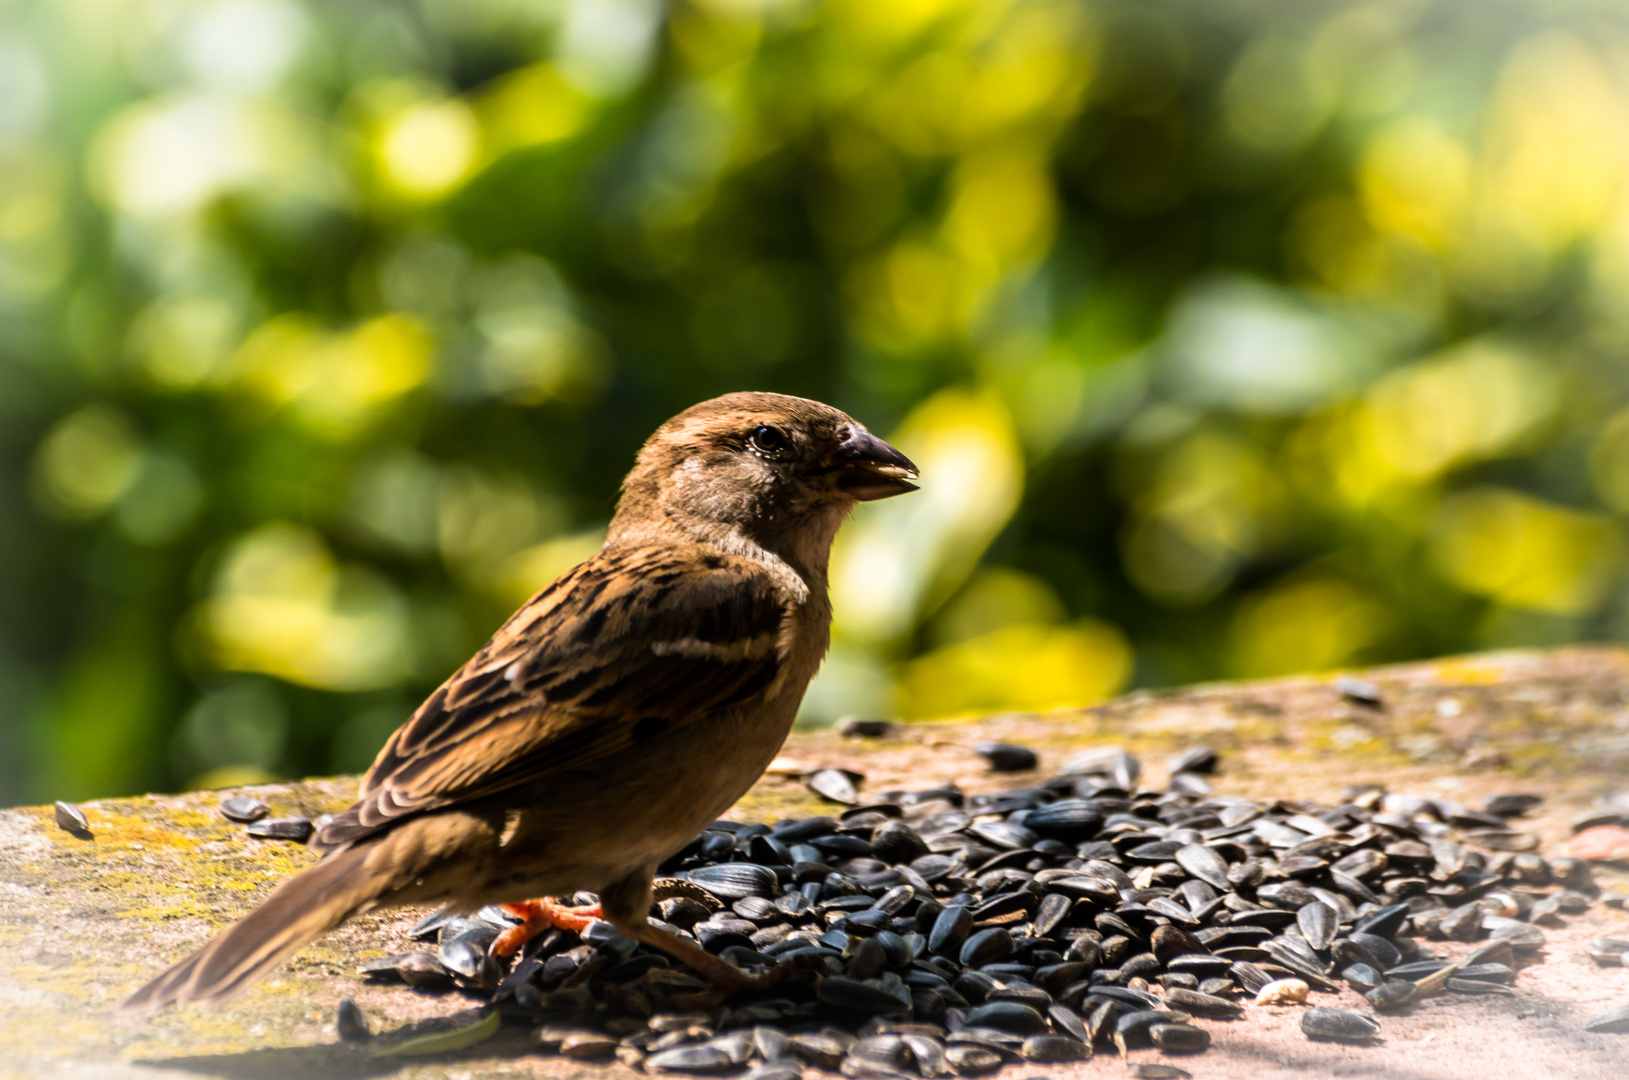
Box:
(118, 844, 375, 1014)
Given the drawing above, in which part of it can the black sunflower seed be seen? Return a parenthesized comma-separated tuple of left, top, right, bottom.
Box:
(53, 801, 90, 836)
(1173, 844, 1229, 890)
(1365, 980, 1418, 1012)
(1167, 747, 1218, 774)
(1150, 925, 1204, 963)
(838, 719, 894, 738)
(959, 928, 1013, 967)
(1352, 902, 1409, 939)
(944, 1044, 1003, 1076)
(1334, 676, 1382, 707)
(1020, 1034, 1087, 1061)
(1302, 1007, 1380, 1043)
(1347, 931, 1402, 969)
(1024, 801, 1103, 841)
(871, 820, 929, 864)
(964, 1002, 1046, 1034)
(974, 742, 1038, 772)
(686, 863, 777, 900)
(1297, 901, 1338, 951)
(336, 998, 371, 1041)
(790, 1034, 848, 1069)
(246, 816, 313, 842)
(1161, 988, 1243, 1018)
(348, 734, 1611, 1073)
(360, 951, 451, 988)
(1150, 1023, 1210, 1053)
(817, 976, 913, 1013)
(929, 904, 972, 955)
(1585, 1004, 1629, 1034)
(647, 1046, 736, 1072)
(901, 1033, 946, 1076)
(808, 768, 863, 805)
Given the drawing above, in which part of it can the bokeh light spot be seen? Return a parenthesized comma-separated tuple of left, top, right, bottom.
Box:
(32, 405, 145, 519)
(1432, 488, 1623, 615)
(379, 98, 479, 198)
(197, 524, 412, 691)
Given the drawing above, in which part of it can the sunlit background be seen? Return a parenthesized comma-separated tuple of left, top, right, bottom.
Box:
(5, 0, 1629, 805)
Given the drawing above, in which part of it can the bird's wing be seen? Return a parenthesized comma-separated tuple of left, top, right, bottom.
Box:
(313, 546, 793, 851)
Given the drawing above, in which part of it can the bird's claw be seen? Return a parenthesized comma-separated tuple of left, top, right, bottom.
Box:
(490, 898, 604, 958)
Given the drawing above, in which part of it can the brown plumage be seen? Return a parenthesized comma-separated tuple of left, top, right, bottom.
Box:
(119, 392, 918, 1014)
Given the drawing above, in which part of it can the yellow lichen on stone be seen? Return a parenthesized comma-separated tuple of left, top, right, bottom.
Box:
(731, 781, 832, 823)
(1430, 658, 1515, 685)
(4, 647, 1629, 1079)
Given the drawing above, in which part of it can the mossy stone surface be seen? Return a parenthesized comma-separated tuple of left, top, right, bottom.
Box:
(4, 646, 1628, 1080)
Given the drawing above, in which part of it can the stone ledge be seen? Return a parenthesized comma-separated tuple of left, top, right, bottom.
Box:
(2, 646, 1628, 1080)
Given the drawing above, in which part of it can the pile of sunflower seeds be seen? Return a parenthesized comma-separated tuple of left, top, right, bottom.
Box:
(338, 745, 1626, 1074)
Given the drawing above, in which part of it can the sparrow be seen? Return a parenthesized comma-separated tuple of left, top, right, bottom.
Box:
(119, 392, 919, 1013)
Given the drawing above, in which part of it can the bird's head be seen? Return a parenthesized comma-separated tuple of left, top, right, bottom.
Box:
(611, 392, 919, 568)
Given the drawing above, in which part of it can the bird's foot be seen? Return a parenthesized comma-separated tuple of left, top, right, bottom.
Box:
(628, 920, 817, 1006)
(491, 898, 603, 957)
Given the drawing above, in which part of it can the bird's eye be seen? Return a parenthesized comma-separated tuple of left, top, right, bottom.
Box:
(748, 425, 788, 457)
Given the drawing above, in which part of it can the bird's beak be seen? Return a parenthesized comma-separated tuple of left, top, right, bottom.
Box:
(829, 427, 920, 501)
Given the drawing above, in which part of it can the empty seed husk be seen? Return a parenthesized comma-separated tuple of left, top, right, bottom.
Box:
(219, 795, 269, 823)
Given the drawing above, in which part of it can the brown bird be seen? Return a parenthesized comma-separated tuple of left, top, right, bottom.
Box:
(119, 392, 918, 1013)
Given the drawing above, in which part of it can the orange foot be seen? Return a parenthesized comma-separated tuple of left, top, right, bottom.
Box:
(492, 898, 603, 957)
(1569, 824, 1629, 862)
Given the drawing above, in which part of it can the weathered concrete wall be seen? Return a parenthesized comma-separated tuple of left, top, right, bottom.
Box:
(3, 647, 1628, 1080)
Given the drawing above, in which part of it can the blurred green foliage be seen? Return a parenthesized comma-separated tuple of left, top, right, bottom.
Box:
(5, 0, 1629, 804)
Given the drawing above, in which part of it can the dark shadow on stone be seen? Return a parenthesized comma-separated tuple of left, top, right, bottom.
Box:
(135, 1045, 399, 1080)
(135, 1012, 543, 1080)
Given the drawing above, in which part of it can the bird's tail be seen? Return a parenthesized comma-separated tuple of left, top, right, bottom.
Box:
(118, 842, 380, 1014)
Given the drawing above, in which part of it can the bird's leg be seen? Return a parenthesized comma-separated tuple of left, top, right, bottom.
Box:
(626, 920, 765, 993)
(623, 920, 819, 1007)
(491, 898, 603, 957)
(494, 897, 781, 997)
(594, 871, 810, 1003)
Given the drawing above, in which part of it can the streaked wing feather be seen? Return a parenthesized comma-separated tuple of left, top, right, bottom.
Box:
(315, 547, 789, 849)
